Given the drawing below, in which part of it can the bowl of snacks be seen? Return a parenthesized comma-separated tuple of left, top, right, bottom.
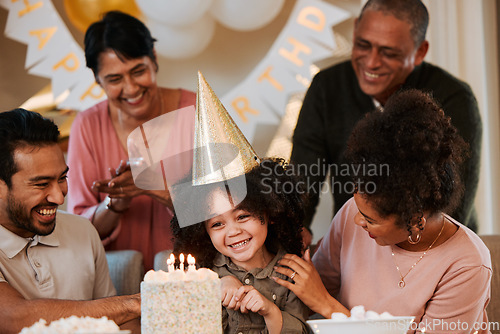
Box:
(307, 306, 414, 334)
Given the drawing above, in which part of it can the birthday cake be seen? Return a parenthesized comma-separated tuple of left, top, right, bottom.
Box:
(141, 254, 222, 334)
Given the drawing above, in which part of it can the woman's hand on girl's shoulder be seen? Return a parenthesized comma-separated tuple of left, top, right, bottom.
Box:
(272, 249, 347, 318)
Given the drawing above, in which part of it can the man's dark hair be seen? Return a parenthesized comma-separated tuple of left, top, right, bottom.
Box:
(0, 108, 59, 187)
(84, 10, 157, 76)
(359, 0, 429, 46)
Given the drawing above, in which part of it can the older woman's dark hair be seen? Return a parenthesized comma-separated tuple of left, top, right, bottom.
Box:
(344, 89, 468, 229)
(171, 158, 306, 268)
(84, 10, 157, 76)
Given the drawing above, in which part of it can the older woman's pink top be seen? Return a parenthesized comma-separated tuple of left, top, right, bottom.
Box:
(67, 89, 196, 270)
(313, 197, 492, 334)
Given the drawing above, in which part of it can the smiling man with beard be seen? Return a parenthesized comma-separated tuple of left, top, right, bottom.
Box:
(0, 109, 140, 334)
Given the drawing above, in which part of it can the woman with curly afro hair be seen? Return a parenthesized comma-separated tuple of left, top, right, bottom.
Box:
(171, 158, 310, 333)
(274, 89, 491, 333)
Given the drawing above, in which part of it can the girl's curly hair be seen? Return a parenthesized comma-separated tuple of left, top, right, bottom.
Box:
(344, 89, 469, 230)
(171, 158, 307, 268)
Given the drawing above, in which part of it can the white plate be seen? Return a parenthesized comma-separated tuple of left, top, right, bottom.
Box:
(307, 316, 414, 334)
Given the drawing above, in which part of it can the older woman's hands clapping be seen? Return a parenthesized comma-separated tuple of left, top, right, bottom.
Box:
(92, 159, 173, 209)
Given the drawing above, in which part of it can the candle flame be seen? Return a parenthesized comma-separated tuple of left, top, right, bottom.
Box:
(169, 253, 175, 261)
(180, 253, 185, 262)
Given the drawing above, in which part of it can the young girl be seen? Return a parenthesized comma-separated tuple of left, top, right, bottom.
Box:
(171, 158, 310, 334)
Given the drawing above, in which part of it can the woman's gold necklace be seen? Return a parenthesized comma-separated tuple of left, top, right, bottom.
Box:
(391, 216, 446, 288)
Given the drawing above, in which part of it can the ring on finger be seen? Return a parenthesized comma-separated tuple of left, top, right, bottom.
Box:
(290, 271, 297, 280)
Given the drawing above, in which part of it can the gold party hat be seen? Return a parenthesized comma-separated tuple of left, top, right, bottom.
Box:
(193, 71, 260, 186)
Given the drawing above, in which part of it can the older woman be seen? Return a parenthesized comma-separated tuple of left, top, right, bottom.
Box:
(274, 89, 491, 333)
(67, 11, 196, 270)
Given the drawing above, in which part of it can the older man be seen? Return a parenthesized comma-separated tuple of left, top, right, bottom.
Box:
(292, 0, 481, 242)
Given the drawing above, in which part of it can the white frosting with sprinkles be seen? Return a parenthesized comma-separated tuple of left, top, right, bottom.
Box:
(141, 267, 221, 334)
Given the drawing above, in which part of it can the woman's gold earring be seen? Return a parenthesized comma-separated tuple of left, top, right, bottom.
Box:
(408, 230, 422, 244)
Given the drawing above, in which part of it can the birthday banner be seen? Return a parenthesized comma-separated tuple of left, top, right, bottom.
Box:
(2, 0, 105, 111)
(2, 0, 350, 141)
(220, 0, 350, 143)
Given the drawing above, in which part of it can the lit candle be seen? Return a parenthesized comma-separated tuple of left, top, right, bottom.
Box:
(187, 254, 196, 272)
(179, 253, 185, 271)
(168, 253, 175, 272)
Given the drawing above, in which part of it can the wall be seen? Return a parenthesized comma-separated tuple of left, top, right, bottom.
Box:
(423, 0, 500, 234)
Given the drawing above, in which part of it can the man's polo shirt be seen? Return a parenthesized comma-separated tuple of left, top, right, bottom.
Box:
(0, 211, 115, 300)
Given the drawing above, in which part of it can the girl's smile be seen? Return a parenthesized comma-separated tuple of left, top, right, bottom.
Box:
(204, 189, 272, 271)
